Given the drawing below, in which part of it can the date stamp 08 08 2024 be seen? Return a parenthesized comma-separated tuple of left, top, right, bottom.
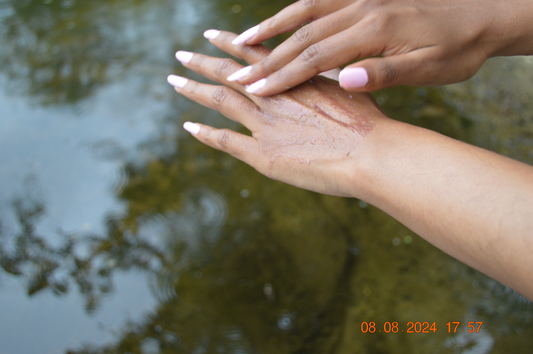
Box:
(360, 322, 483, 334)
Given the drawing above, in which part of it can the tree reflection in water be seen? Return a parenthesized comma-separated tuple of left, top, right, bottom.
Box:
(1, 138, 360, 352)
(1, 0, 533, 353)
(0, 182, 164, 312)
(0, 0, 135, 103)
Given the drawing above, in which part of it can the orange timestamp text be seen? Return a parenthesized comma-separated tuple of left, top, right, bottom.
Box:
(360, 321, 483, 334)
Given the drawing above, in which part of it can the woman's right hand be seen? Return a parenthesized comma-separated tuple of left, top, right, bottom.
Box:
(228, 0, 533, 96)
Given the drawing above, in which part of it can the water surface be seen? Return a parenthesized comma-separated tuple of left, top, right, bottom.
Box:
(0, 0, 532, 353)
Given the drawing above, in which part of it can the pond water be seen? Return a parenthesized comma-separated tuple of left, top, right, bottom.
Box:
(0, 0, 532, 353)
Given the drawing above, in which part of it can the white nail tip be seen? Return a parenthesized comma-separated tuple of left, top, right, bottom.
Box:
(232, 25, 259, 45)
(227, 66, 252, 81)
(245, 78, 267, 94)
(175, 51, 193, 63)
(167, 75, 188, 88)
(203, 29, 220, 39)
(183, 122, 200, 135)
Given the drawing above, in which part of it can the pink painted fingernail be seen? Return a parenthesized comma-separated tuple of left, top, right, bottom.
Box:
(183, 122, 200, 135)
(203, 29, 220, 39)
(245, 78, 266, 94)
(227, 66, 252, 81)
(339, 67, 369, 89)
(167, 75, 188, 88)
(175, 51, 193, 63)
(232, 25, 259, 45)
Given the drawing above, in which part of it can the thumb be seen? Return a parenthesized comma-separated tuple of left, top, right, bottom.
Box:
(339, 49, 437, 92)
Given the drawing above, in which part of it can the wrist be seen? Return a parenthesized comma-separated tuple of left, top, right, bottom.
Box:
(486, 0, 533, 57)
(346, 118, 409, 203)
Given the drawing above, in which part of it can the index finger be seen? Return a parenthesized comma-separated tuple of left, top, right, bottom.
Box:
(203, 30, 272, 64)
(241, 19, 384, 96)
(234, 4, 361, 86)
(237, 0, 356, 46)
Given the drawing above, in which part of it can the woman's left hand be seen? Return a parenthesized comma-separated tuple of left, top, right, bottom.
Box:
(169, 30, 389, 197)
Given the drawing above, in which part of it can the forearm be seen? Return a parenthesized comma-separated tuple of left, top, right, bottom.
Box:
(489, 0, 533, 56)
(170, 30, 533, 295)
(353, 120, 533, 299)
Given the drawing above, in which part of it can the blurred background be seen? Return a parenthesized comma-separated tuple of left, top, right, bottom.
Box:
(0, 0, 532, 353)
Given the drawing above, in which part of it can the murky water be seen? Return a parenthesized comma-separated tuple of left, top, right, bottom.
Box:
(0, 0, 532, 353)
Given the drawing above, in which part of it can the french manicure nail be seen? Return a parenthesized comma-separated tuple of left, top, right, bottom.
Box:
(175, 51, 193, 63)
(227, 66, 252, 81)
(339, 67, 368, 89)
(245, 78, 266, 94)
(203, 29, 220, 39)
(232, 25, 259, 45)
(183, 122, 200, 135)
(167, 75, 188, 88)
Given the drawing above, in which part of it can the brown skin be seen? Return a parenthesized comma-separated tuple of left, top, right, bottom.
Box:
(172, 32, 533, 300)
(176, 32, 385, 196)
(231, 0, 533, 96)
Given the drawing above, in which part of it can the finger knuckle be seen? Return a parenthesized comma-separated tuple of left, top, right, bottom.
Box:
(301, 0, 319, 9)
(256, 56, 271, 75)
(362, 11, 392, 36)
(378, 62, 398, 85)
(211, 87, 230, 106)
(214, 58, 235, 77)
(217, 129, 232, 148)
(300, 44, 322, 66)
(238, 44, 257, 59)
(375, 11, 394, 28)
(292, 26, 313, 46)
(265, 15, 279, 31)
(358, 0, 387, 11)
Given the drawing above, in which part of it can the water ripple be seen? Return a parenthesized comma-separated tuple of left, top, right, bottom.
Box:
(148, 189, 228, 304)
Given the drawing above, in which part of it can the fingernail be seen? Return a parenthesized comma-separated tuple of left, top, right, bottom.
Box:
(339, 67, 368, 89)
(183, 122, 200, 136)
(232, 25, 259, 45)
(167, 75, 188, 88)
(203, 29, 220, 39)
(175, 51, 193, 64)
(245, 78, 266, 94)
(227, 66, 252, 81)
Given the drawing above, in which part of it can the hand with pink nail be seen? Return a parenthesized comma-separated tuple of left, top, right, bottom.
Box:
(168, 30, 533, 300)
(228, 0, 533, 96)
(169, 31, 386, 197)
